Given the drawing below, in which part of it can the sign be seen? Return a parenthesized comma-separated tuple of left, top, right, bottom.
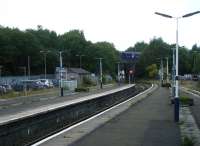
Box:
(120, 51, 141, 62)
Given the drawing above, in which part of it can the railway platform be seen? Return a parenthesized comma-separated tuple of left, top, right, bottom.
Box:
(36, 86, 181, 146)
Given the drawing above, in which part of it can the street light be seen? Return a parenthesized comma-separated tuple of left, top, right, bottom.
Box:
(165, 57, 169, 83)
(155, 11, 200, 122)
(76, 54, 85, 68)
(40, 50, 50, 79)
(96, 58, 103, 89)
(117, 62, 121, 86)
(59, 51, 64, 97)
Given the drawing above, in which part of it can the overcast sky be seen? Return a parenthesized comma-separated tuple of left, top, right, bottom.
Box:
(0, 0, 200, 51)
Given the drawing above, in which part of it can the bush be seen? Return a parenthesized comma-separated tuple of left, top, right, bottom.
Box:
(182, 136, 195, 146)
(75, 87, 89, 92)
(82, 77, 96, 86)
(180, 96, 194, 106)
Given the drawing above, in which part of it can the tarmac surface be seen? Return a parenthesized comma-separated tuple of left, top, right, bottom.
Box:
(38, 86, 181, 146)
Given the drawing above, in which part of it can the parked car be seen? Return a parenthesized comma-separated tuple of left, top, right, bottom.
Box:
(1, 84, 12, 92)
(0, 85, 6, 95)
(21, 80, 45, 90)
(39, 79, 54, 88)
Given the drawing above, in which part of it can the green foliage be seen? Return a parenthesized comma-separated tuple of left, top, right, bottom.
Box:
(180, 96, 194, 106)
(82, 76, 96, 86)
(0, 26, 119, 77)
(182, 136, 195, 146)
(145, 64, 158, 78)
(75, 87, 89, 92)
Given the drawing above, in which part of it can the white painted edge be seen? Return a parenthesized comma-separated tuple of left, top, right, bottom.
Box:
(31, 84, 154, 146)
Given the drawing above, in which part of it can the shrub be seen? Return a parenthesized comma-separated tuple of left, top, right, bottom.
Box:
(75, 87, 89, 92)
(182, 136, 195, 146)
(180, 96, 194, 106)
(82, 76, 96, 86)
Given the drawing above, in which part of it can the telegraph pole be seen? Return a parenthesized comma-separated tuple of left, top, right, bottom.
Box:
(59, 51, 64, 96)
(117, 62, 120, 86)
(96, 58, 103, 89)
(166, 57, 169, 83)
(28, 56, 30, 79)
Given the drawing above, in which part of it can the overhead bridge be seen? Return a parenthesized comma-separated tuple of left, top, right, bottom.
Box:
(0, 84, 149, 146)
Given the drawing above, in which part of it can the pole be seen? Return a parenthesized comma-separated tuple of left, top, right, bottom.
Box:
(60, 51, 64, 96)
(44, 53, 47, 79)
(28, 56, 30, 79)
(117, 62, 120, 86)
(100, 58, 103, 89)
(166, 57, 169, 83)
(161, 58, 163, 86)
(175, 18, 179, 122)
(172, 48, 176, 103)
(24, 67, 27, 96)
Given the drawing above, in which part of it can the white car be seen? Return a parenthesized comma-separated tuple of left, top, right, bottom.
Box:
(39, 79, 54, 88)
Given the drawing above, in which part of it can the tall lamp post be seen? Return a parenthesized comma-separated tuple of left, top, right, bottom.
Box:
(76, 54, 85, 68)
(40, 50, 50, 79)
(96, 58, 103, 89)
(59, 51, 64, 97)
(155, 11, 200, 122)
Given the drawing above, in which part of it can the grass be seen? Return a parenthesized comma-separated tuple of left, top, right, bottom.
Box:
(179, 96, 194, 106)
(180, 80, 199, 91)
(0, 88, 59, 99)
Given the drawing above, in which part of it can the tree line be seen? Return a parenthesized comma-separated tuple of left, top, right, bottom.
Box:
(0, 25, 119, 77)
(0, 25, 199, 78)
(127, 38, 200, 78)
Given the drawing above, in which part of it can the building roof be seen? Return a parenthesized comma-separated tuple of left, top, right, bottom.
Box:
(67, 68, 90, 75)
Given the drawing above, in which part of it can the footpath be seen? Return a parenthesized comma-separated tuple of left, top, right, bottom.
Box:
(39, 86, 181, 146)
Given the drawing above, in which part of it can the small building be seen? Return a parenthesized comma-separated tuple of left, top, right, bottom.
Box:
(55, 67, 91, 85)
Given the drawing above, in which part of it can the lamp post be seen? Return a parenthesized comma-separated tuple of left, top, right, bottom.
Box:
(59, 51, 64, 97)
(28, 56, 30, 79)
(166, 57, 169, 83)
(155, 11, 200, 122)
(76, 54, 85, 68)
(96, 58, 103, 89)
(172, 48, 176, 102)
(117, 62, 121, 86)
(40, 50, 50, 79)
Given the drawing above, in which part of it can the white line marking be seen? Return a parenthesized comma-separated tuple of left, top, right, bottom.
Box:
(31, 84, 154, 146)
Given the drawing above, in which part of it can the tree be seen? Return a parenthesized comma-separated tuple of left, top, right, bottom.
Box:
(145, 64, 158, 78)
